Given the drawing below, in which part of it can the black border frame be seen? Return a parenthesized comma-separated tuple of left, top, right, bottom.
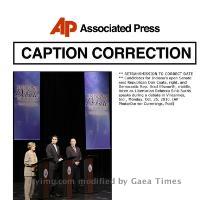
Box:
(13, 41, 197, 65)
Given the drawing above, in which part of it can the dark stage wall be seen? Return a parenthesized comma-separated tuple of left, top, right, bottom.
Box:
(13, 72, 112, 182)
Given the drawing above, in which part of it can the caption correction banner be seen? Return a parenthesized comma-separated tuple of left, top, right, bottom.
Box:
(13, 42, 196, 65)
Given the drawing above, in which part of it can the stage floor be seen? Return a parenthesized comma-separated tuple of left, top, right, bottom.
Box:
(14, 181, 112, 200)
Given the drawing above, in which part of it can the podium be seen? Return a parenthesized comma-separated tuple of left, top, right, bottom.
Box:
(62, 157, 75, 199)
(84, 155, 94, 194)
(36, 158, 52, 199)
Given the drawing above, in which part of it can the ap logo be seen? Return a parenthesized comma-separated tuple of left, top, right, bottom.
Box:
(50, 17, 77, 37)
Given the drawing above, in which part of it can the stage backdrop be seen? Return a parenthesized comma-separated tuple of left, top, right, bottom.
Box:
(14, 72, 40, 140)
(84, 72, 111, 149)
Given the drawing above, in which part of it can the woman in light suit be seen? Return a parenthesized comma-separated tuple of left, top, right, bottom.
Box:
(24, 142, 38, 200)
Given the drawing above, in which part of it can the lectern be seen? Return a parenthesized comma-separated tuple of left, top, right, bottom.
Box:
(84, 155, 94, 193)
(37, 158, 52, 199)
(62, 157, 75, 199)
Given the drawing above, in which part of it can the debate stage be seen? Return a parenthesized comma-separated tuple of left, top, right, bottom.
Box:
(14, 181, 112, 200)
(13, 72, 112, 200)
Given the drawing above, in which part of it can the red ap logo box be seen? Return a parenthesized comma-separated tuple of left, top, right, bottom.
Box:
(50, 17, 77, 37)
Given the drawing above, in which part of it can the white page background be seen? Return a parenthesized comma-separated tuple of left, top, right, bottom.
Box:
(0, 0, 209, 199)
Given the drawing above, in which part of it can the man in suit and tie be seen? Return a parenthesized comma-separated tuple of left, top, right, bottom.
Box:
(46, 135, 63, 197)
(66, 138, 82, 192)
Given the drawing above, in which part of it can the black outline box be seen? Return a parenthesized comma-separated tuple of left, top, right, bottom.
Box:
(13, 41, 197, 65)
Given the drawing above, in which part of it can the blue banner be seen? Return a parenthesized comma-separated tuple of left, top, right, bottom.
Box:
(14, 72, 40, 140)
(84, 72, 111, 149)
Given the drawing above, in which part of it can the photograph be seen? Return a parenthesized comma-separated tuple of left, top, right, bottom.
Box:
(13, 71, 112, 200)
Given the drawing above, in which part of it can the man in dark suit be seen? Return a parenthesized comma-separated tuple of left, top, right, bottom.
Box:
(66, 138, 82, 192)
(46, 135, 63, 197)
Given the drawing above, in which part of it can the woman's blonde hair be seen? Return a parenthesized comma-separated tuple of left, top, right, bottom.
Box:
(27, 142, 36, 150)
